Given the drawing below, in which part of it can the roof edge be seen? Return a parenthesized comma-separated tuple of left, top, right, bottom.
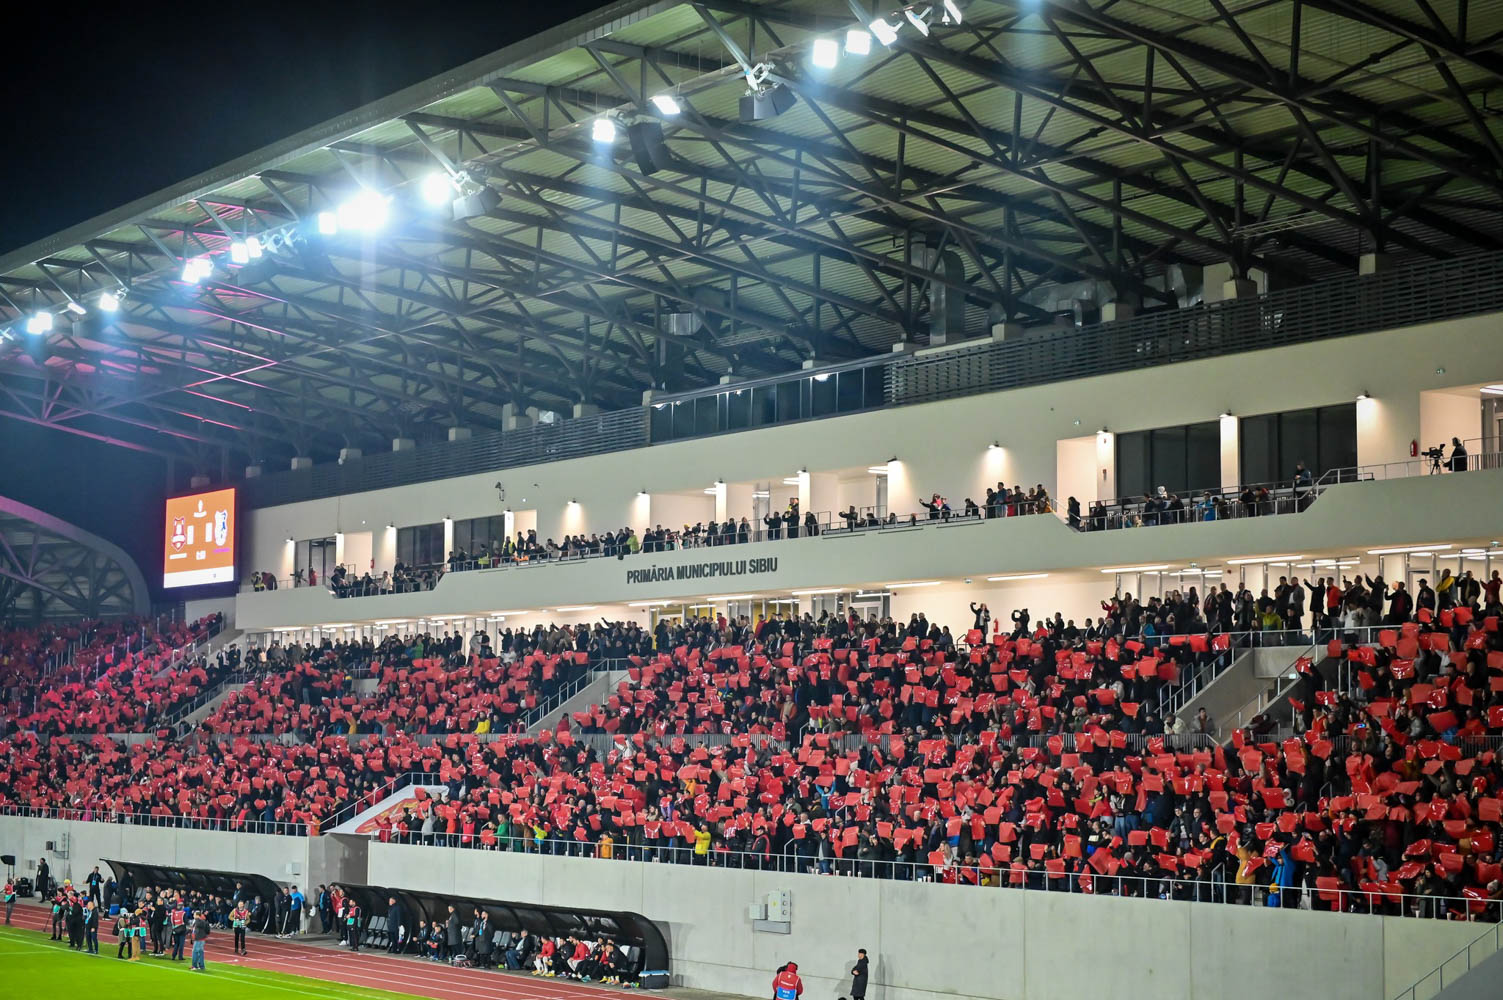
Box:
(0, 0, 673, 276)
(0, 494, 152, 615)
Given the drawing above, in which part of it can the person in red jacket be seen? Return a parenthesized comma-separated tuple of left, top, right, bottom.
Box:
(773, 962, 803, 1000)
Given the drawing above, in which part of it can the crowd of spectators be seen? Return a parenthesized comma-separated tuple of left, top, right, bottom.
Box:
(5, 567, 1503, 921)
(0, 614, 225, 737)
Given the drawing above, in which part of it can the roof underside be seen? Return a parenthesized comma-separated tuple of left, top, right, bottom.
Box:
(2, 0, 1501, 465)
(0, 496, 151, 622)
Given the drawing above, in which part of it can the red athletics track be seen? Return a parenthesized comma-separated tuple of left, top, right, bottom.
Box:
(6, 902, 655, 1000)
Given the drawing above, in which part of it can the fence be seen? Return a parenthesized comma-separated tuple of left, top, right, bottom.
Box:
(1392, 919, 1502, 1000)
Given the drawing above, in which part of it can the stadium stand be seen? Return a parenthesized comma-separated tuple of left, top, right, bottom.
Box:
(5, 580, 1502, 921)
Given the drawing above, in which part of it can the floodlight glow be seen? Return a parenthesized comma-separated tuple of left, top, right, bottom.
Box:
(182, 257, 213, 284)
(230, 241, 250, 265)
(337, 190, 390, 231)
(811, 37, 839, 68)
(650, 94, 682, 115)
(845, 28, 872, 55)
(98, 291, 120, 312)
(592, 117, 618, 143)
(943, 0, 963, 24)
(245, 236, 263, 259)
(420, 171, 454, 206)
(316, 211, 338, 235)
(905, 7, 931, 35)
(870, 18, 899, 45)
(24, 312, 53, 335)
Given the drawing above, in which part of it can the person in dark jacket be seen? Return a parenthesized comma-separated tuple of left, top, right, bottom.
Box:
(386, 897, 404, 953)
(472, 908, 494, 967)
(850, 949, 869, 1000)
(445, 904, 463, 962)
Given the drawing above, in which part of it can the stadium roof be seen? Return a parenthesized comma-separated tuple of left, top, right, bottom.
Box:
(0, 495, 151, 622)
(1, 0, 1500, 466)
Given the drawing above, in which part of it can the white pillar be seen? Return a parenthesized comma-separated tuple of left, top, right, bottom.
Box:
(290, 456, 313, 471)
(1219, 414, 1240, 490)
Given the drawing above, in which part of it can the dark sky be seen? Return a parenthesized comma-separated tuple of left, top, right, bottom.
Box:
(0, 0, 608, 603)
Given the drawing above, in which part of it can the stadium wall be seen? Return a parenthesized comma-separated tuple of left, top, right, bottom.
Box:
(0, 815, 309, 892)
(242, 310, 1503, 584)
(364, 842, 1476, 1000)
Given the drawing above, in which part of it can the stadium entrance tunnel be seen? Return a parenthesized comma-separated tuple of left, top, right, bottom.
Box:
(334, 881, 669, 982)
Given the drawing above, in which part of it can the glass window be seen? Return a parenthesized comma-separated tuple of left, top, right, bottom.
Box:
(811, 374, 837, 417)
(725, 389, 751, 430)
(776, 381, 801, 422)
(752, 385, 777, 427)
(1240, 414, 1277, 485)
(1316, 403, 1357, 475)
(694, 396, 718, 436)
(837, 370, 865, 413)
(1150, 427, 1188, 494)
(650, 404, 673, 441)
(1281, 408, 1318, 481)
(1185, 421, 1221, 492)
(1116, 431, 1150, 499)
(397, 522, 444, 566)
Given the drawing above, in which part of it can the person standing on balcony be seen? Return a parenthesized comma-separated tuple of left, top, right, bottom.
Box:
(1447, 437, 1468, 472)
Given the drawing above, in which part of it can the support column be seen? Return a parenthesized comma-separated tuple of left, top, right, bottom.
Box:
(447, 427, 472, 442)
(391, 438, 416, 453)
(990, 322, 1023, 341)
(501, 403, 532, 431)
(1358, 253, 1392, 276)
(1220, 414, 1240, 491)
(290, 456, 313, 471)
(572, 403, 601, 418)
(244, 465, 263, 479)
(338, 447, 363, 464)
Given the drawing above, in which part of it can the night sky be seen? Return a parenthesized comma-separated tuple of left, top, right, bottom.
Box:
(0, 1, 608, 603)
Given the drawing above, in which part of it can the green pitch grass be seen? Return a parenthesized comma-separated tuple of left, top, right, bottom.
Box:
(0, 925, 420, 1000)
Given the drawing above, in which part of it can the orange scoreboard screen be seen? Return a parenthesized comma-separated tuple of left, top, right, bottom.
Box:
(163, 488, 237, 589)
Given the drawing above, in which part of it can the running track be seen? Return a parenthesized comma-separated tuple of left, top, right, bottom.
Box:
(5, 902, 650, 1000)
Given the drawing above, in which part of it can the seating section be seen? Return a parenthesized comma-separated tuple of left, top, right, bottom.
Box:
(0, 614, 225, 736)
(3, 595, 1502, 921)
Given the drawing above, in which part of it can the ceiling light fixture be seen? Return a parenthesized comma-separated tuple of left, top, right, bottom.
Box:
(986, 573, 1048, 582)
(1366, 543, 1454, 555)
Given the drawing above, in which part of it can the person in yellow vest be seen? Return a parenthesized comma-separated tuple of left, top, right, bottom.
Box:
(596, 833, 614, 860)
(693, 826, 712, 865)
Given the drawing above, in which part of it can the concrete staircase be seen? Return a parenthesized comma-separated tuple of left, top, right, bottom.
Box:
(1172, 643, 1318, 740)
(527, 667, 629, 734)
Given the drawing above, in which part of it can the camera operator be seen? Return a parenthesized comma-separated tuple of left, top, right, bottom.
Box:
(1448, 436, 1468, 472)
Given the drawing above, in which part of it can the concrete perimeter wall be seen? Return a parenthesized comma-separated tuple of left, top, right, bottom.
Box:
(367, 842, 1478, 1000)
(0, 813, 1481, 999)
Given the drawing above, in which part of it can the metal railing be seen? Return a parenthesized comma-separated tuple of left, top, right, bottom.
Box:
(361, 832, 1502, 922)
(1392, 918, 1502, 1000)
(0, 804, 312, 837)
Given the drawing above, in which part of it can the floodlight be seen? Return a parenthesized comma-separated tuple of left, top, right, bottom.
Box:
(25, 312, 54, 334)
(869, 18, 899, 45)
(811, 37, 839, 69)
(98, 291, 120, 312)
(64, 301, 87, 316)
(245, 236, 263, 259)
(336, 189, 390, 231)
(181, 257, 213, 284)
(316, 211, 338, 235)
(650, 94, 682, 115)
(905, 7, 932, 35)
(420, 171, 455, 206)
(845, 28, 872, 55)
(592, 117, 618, 143)
(230, 241, 249, 265)
(943, 0, 963, 24)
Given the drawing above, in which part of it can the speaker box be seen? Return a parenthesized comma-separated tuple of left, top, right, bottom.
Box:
(738, 85, 797, 122)
(627, 121, 674, 175)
